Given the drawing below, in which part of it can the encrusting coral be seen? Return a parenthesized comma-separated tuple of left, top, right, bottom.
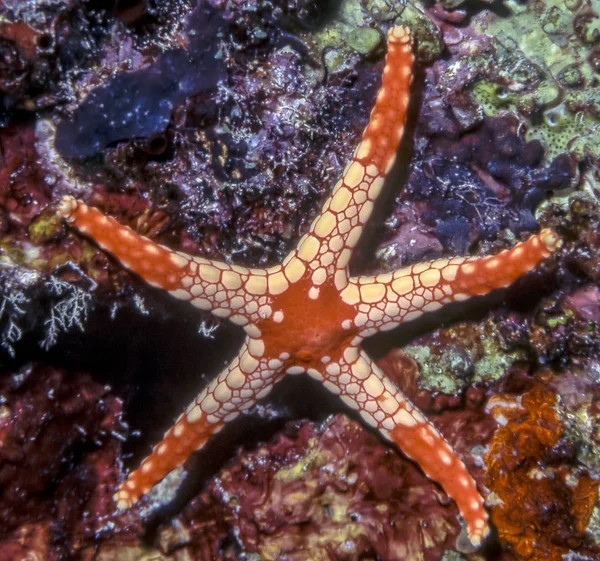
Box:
(486, 382, 599, 560)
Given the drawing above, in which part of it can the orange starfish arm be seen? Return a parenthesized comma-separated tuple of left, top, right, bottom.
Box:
(341, 229, 562, 336)
(114, 339, 280, 508)
(57, 196, 275, 327)
(283, 26, 414, 293)
(317, 348, 489, 546)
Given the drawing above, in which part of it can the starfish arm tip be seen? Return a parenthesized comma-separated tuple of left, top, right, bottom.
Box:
(57, 195, 79, 222)
(114, 488, 135, 511)
(467, 523, 490, 548)
(388, 25, 411, 43)
(539, 228, 562, 252)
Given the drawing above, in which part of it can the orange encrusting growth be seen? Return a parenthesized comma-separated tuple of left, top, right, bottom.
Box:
(55, 25, 563, 551)
(485, 384, 599, 560)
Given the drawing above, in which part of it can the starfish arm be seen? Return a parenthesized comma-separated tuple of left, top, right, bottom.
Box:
(57, 196, 274, 325)
(319, 347, 489, 547)
(283, 26, 414, 290)
(342, 229, 561, 335)
(114, 338, 279, 508)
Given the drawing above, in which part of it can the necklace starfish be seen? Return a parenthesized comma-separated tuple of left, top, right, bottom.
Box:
(57, 26, 560, 548)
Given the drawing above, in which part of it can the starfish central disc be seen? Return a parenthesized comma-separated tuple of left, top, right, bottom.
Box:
(257, 275, 358, 368)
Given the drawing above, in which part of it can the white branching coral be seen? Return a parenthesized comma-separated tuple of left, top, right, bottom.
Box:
(0, 266, 39, 357)
(0, 291, 26, 358)
(0, 264, 94, 355)
(40, 275, 93, 350)
(197, 317, 219, 339)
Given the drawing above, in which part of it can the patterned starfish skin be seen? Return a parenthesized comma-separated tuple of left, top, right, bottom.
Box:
(57, 27, 561, 548)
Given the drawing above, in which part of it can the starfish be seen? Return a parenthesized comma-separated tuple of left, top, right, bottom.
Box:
(57, 26, 560, 548)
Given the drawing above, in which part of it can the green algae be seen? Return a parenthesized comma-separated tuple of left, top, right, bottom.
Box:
(405, 319, 528, 394)
(559, 394, 600, 479)
(546, 310, 574, 327)
(403, 344, 472, 394)
(473, 332, 527, 383)
(440, 552, 467, 561)
(589, 502, 600, 546)
(474, 80, 600, 161)
(398, 3, 442, 63)
(274, 445, 319, 481)
(27, 210, 62, 245)
(303, 0, 440, 74)
(345, 27, 381, 55)
(302, 0, 379, 74)
(470, 0, 600, 162)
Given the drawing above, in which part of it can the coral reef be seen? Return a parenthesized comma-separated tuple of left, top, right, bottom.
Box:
(0, 364, 136, 560)
(0, 0, 599, 559)
(178, 413, 471, 561)
(471, 0, 600, 164)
